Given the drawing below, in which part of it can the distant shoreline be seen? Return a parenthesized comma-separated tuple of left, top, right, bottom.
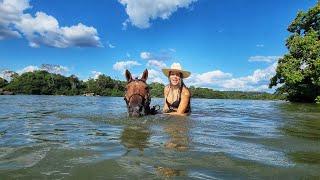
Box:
(1, 70, 283, 101)
(0, 93, 287, 102)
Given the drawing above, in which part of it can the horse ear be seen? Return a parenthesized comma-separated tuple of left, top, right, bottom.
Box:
(125, 69, 132, 82)
(141, 69, 148, 82)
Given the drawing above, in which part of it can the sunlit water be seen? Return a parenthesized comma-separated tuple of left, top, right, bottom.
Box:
(0, 95, 319, 179)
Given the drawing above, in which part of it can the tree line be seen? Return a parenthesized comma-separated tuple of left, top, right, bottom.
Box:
(0, 70, 282, 100)
(269, 2, 320, 103)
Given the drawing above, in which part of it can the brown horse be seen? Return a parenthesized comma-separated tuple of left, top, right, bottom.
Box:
(124, 69, 151, 117)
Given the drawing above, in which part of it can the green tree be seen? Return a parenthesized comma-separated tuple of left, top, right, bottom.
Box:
(84, 78, 98, 94)
(270, 2, 320, 102)
(5, 71, 76, 95)
(67, 75, 83, 95)
(0, 77, 8, 88)
(96, 75, 115, 95)
(149, 82, 165, 97)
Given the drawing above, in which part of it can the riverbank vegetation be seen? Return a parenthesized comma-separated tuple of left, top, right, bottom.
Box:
(0, 77, 8, 88)
(1, 70, 282, 100)
(269, 2, 320, 103)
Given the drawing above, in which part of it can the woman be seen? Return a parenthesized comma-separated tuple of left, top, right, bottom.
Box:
(162, 63, 191, 115)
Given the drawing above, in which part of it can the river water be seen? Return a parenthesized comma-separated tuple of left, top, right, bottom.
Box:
(0, 95, 319, 179)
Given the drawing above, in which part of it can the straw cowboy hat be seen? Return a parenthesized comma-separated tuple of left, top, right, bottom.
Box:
(162, 63, 191, 78)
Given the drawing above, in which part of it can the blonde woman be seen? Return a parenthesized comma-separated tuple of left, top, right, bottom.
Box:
(162, 63, 191, 115)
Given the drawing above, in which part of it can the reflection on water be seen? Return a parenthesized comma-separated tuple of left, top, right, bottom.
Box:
(279, 103, 320, 140)
(277, 102, 320, 168)
(163, 118, 189, 151)
(288, 151, 320, 164)
(120, 125, 150, 151)
(0, 96, 319, 179)
(155, 166, 184, 178)
(155, 117, 190, 178)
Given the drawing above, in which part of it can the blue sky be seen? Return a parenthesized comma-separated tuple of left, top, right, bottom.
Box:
(0, 0, 317, 92)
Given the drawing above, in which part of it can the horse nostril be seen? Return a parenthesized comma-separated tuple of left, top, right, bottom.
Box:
(129, 106, 140, 112)
(132, 111, 140, 116)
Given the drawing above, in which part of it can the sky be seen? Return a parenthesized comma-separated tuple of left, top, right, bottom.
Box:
(0, 0, 317, 92)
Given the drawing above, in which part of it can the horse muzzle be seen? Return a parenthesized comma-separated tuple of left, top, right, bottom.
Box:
(128, 105, 145, 117)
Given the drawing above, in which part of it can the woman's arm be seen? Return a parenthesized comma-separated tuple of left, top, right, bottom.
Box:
(176, 87, 190, 114)
(163, 86, 169, 113)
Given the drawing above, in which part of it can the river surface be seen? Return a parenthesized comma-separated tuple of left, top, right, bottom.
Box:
(0, 95, 319, 179)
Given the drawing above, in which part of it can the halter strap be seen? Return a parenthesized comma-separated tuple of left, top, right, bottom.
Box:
(124, 93, 146, 106)
(124, 79, 151, 115)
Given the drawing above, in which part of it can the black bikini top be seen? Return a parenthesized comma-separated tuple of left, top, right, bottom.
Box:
(165, 85, 191, 113)
(166, 96, 181, 109)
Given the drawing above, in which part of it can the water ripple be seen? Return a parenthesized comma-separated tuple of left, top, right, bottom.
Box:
(0, 96, 319, 179)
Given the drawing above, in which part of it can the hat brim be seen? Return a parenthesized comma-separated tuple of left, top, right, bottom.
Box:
(162, 68, 191, 78)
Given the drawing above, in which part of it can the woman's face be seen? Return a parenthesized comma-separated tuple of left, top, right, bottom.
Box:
(169, 71, 181, 86)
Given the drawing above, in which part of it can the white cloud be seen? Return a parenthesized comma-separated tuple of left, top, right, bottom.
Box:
(15, 64, 69, 75)
(0, 69, 17, 81)
(197, 70, 232, 81)
(147, 60, 166, 69)
(140, 50, 174, 61)
(40, 64, 69, 75)
(248, 56, 282, 63)
(17, 65, 39, 74)
(0, 28, 21, 40)
(16, 12, 101, 48)
(118, 0, 197, 28)
(113, 60, 141, 72)
(225, 63, 278, 91)
(0, 0, 29, 39)
(186, 62, 278, 92)
(107, 42, 115, 48)
(140, 51, 152, 60)
(122, 19, 130, 30)
(186, 70, 232, 87)
(147, 69, 165, 84)
(90, 71, 102, 80)
(169, 48, 176, 52)
(60, 23, 101, 47)
(0, 0, 102, 48)
(0, 0, 30, 25)
(243, 62, 277, 83)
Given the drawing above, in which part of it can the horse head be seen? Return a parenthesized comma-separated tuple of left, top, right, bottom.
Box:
(124, 69, 151, 117)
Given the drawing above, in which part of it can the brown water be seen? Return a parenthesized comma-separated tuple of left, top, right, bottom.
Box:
(0, 95, 319, 179)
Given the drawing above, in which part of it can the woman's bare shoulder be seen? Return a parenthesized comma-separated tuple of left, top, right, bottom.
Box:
(182, 86, 191, 97)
